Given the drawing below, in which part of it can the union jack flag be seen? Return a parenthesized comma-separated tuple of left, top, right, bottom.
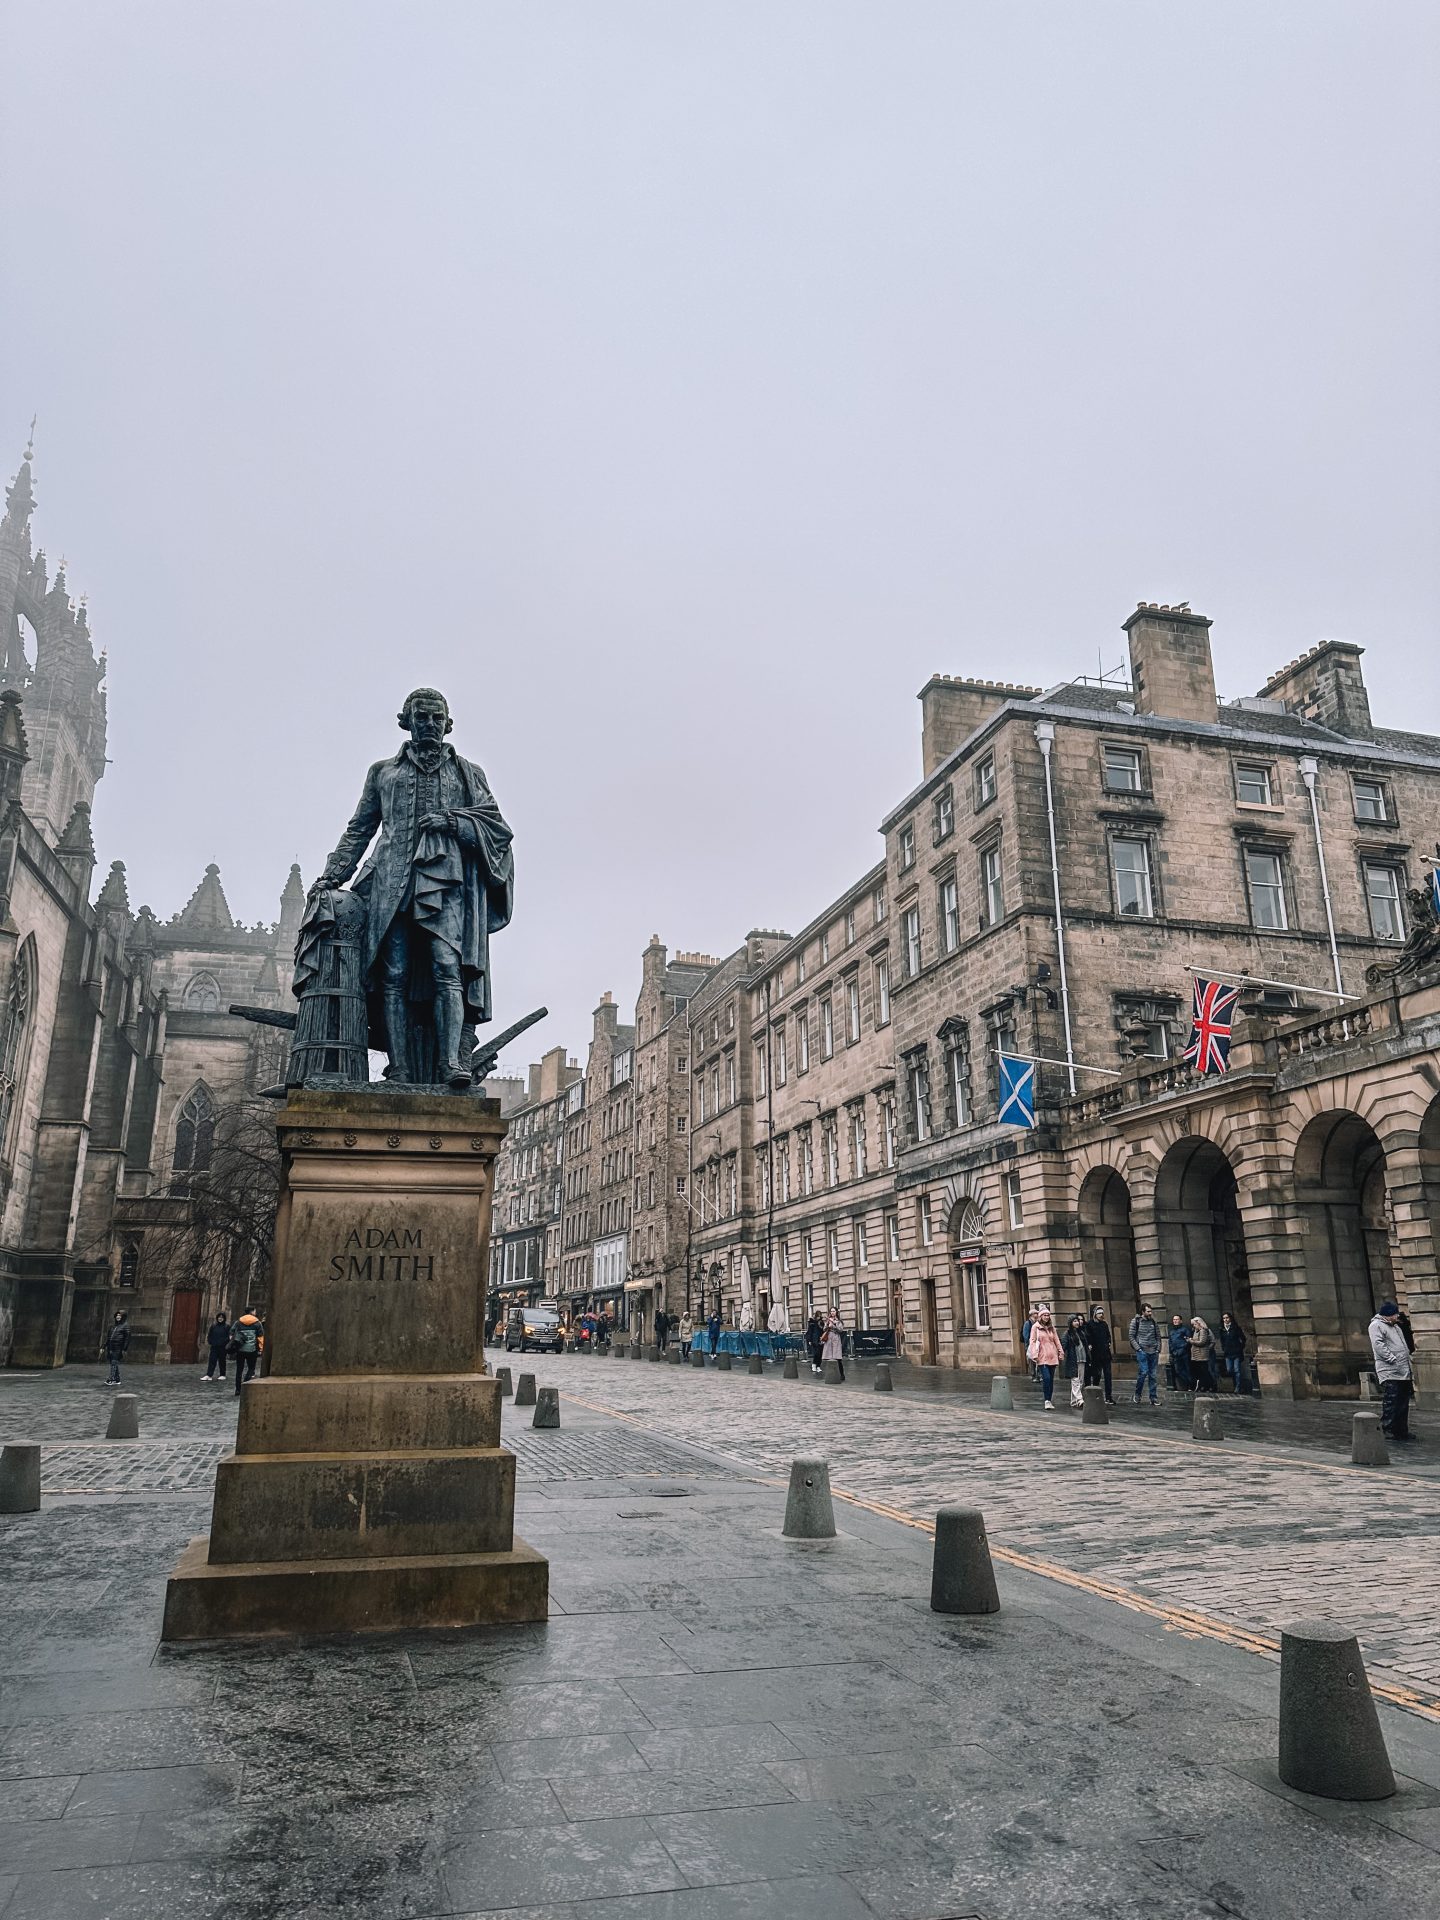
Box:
(1183, 977, 1241, 1076)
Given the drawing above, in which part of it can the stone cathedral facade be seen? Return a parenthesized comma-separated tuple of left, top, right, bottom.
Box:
(0, 444, 302, 1368)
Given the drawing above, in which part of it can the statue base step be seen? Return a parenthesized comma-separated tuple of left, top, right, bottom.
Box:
(162, 1534, 549, 1641)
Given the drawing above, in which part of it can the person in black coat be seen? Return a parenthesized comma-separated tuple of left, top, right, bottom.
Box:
(654, 1307, 669, 1354)
(103, 1311, 130, 1386)
(203, 1312, 230, 1380)
(1219, 1312, 1250, 1394)
(1086, 1308, 1114, 1403)
(804, 1312, 825, 1375)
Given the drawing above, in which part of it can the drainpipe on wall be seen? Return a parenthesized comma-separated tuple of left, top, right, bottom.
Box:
(1033, 722, 1076, 1096)
(1298, 755, 1344, 997)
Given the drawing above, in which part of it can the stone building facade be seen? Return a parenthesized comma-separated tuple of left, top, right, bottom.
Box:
(488, 599, 1440, 1398)
(0, 444, 301, 1368)
(485, 1045, 581, 1311)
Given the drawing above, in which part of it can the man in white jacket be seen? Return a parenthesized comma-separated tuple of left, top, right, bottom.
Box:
(1369, 1301, 1415, 1443)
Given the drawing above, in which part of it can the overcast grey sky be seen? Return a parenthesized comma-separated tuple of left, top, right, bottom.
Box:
(3, 2, 1436, 1072)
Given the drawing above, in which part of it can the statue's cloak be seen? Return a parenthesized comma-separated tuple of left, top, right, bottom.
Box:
(295, 747, 513, 1046)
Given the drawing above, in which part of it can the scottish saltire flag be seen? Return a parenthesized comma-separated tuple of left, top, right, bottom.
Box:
(1183, 977, 1241, 1076)
(997, 1053, 1036, 1128)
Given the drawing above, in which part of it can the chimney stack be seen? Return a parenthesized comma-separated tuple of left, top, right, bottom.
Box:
(1124, 604, 1217, 724)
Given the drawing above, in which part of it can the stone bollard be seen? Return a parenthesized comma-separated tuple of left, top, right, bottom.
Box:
(106, 1394, 140, 1440)
(822, 1359, 843, 1384)
(0, 1443, 41, 1513)
(514, 1372, 537, 1408)
(1192, 1398, 1225, 1441)
(647, 1346, 661, 1362)
(746, 1353, 764, 1375)
(1080, 1385, 1108, 1427)
(1279, 1619, 1395, 1800)
(783, 1355, 799, 1380)
(930, 1505, 1001, 1615)
(494, 1366, 513, 1397)
(1351, 1411, 1389, 1468)
(874, 1363, 893, 1392)
(532, 1387, 560, 1430)
(668, 1346, 683, 1365)
(690, 1347, 706, 1368)
(1358, 1371, 1378, 1401)
(631, 1344, 645, 1360)
(990, 1375, 1013, 1411)
(782, 1458, 836, 1539)
(716, 1351, 733, 1372)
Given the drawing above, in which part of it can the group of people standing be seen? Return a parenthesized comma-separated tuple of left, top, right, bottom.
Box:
(100, 1307, 264, 1397)
(1023, 1302, 1252, 1410)
(804, 1309, 847, 1380)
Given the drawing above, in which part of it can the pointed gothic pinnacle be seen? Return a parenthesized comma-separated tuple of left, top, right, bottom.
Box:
(96, 860, 131, 913)
(56, 800, 96, 859)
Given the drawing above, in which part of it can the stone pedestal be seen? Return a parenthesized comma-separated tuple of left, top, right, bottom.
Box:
(162, 1089, 548, 1641)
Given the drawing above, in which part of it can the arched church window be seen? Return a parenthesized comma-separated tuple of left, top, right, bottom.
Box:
(172, 1086, 216, 1193)
(118, 1240, 141, 1288)
(0, 938, 36, 1162)
(182, 972, 222, 1013)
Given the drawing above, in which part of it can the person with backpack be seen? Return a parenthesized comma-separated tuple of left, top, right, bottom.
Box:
(103, 1311, 130, 1386)
(678, 1310, 694, 1361)
(231, 1311, 263, 1396)
(203, 1311, 230, 1381)
(1127, 1303, 1161, 1407)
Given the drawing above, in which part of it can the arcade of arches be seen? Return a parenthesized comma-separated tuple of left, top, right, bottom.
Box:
(1049, 1099, 1440, 1400)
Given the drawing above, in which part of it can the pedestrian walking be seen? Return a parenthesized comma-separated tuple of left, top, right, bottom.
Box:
(654, 1307, 669, 1354)
(1370, 1300, 1416, 1442)
(203, 1311, 230, 1380)
(103, 1311, 130, 1385)
(1087, 1307, 1115, 1403)
(1219, 1312, 1250, 1395)
(1021, 1310, 1037, 1380)
(821, 1310, 846, 1382)
(231, 1311, 263, 1396)
(678, 1311, 693, 1361)
(1167, 1315, 1193, 1392)
(1189, 1315, 1217, 1393)
(804, 1311, 825, 1375)
(1062, 1314, 1088, 1408)
(1027, 1309, 1063, 1409)
(1128, 1303, 1161, 1406)
(706, 1307, 722, 1361)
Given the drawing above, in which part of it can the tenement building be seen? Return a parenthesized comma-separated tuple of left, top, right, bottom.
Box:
(486, 1045, 581, 1312)
(486, 599, 1440, 1396)
(0, 443, 300, 1368)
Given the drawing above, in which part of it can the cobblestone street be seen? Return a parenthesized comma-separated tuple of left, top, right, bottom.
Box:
(2, 1362, 1440, 1917)
(509, 1351, 1440, 1703)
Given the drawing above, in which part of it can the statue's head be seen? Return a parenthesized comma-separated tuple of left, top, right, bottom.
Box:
(399, 688, 452, 746)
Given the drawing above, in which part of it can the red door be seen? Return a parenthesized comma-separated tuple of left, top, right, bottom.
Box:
(168, 1288, 203, 1364)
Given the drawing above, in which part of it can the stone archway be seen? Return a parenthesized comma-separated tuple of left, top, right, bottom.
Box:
(1293, 1110, 1394, 1388)
(1153, 1136, 1251, 1330)
(1076, 1166, 1140, 1327)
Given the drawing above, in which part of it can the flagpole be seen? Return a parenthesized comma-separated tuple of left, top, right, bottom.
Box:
(993, 1047, 1122, 1079)
(1183, 965, 1352, 1003)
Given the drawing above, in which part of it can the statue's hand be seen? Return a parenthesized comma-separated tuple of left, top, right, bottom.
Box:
(417, 811, 454, 836)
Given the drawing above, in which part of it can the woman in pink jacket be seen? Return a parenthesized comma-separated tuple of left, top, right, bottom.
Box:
(1026, 1308, 1064, 1410)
